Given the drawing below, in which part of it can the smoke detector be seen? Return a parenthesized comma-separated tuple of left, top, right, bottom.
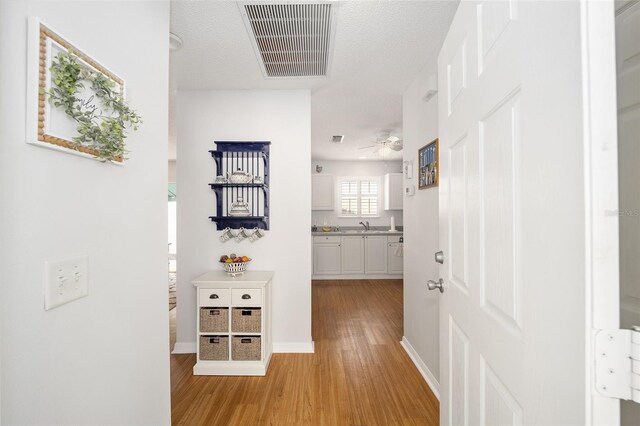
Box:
(239, 2, 337, 78)
(331, 135, 344, 144)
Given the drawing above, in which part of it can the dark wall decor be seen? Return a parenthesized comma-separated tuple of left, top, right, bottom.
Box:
(209, 141, 271, 230)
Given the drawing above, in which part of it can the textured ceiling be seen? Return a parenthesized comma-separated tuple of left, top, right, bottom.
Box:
(169, 1, 458, 161)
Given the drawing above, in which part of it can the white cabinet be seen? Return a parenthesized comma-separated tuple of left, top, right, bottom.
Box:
(313, 236, 341, 275)
(191, 271, 273, 376)
(384, 173, 403, 210)
(365, 235, 388, 275)
(388, 236, 403, 274)
(312, 233, 402, 277)
(312, 174, 335, 210)
(341, 236, 365, 274)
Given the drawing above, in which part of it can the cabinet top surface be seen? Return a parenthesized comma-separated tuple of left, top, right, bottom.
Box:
(192, 271, 274, 287)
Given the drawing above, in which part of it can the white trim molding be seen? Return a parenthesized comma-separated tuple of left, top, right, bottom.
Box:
(272, 341, 315, 353)
(400, 336, 440, 400)
(172, 341, 196, 354)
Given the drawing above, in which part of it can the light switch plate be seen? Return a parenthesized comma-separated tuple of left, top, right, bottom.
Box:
(405, 185, 416, 196)
(44, 255, 88, 310)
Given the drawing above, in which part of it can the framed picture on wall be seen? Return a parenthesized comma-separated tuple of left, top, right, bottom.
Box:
(418, 138, 439, 189)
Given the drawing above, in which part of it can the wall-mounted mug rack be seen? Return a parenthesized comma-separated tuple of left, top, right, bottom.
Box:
(208, 141, 270, 231)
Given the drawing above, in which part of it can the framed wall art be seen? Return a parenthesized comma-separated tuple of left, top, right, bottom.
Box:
(418, 138, 439, 189)
(26, 18, 140, 163)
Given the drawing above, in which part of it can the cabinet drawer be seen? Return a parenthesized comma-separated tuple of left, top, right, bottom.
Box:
(199, 288, 230, 306)
(387, 235, 403, 244)
(232, 288, 262, 306)
(314, 236, 341, 244)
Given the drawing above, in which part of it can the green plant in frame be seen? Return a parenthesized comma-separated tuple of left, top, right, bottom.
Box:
(47, 50, 141, 162)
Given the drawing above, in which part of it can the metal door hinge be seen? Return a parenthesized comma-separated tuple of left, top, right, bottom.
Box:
(594, 327, 640, 402)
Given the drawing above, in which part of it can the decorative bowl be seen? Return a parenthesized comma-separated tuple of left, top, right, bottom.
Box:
(220, 260, 251, 276)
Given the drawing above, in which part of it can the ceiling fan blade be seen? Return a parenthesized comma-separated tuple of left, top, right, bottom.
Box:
(357, 145, 375, 150)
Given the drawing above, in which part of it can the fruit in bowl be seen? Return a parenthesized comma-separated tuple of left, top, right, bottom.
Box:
(219, 254, 251, 263)
(219, 254, 251, 276)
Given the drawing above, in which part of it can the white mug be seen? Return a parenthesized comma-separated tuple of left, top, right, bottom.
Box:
(219, 227, 233, 242)
(249, 228, 265, 242)
(234, 227, 250, 242)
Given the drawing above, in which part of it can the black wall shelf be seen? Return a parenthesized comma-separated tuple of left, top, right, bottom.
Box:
(208, 141, 270, 230)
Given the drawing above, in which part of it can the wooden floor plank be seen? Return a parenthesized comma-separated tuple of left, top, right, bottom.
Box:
(170, 279, 439, 425)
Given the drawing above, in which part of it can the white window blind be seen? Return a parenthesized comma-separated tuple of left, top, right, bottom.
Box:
(339, 177, 379, 217)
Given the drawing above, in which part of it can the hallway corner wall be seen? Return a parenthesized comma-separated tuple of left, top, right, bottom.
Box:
(401, 59, 441, 395)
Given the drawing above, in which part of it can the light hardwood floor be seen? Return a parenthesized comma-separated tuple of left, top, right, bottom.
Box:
(170, 279, 439, 425)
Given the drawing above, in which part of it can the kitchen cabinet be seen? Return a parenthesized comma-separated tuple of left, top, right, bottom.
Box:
(365, 235, 388, 274)
(388, 235, 404, 274)
(384, 173, 403, 210)
(191, 271, 272, 376)
(341, 236, 365, 274)
(312, 174, 335, 210)
(312, 233, 402, 278)
(313, 236, 341, 275)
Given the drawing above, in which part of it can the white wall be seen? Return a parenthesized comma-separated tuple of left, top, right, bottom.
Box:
(169, 160, 177, 183)
(0, 1, 171, 424)
(175, 90, 313, 352)
(311, 160, 403, 228)
(401, 60, 441, 394)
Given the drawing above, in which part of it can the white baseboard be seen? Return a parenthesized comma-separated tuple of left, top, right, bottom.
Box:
(272, 341, 315, 353)
(172, 341, 196, 354)
(400, 336, 440, 400)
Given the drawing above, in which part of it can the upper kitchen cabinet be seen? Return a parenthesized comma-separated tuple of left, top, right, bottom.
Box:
(384, 173, 403, 210)
(312, 174, 335, 210)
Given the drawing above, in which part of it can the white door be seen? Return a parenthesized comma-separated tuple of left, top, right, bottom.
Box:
(365, 235, 388, 274)
(311, 174, 334, 210)
(616, 1, 640, 423)
(313, 243, 341, 275)
(388, 242, 404, 275)
(437, 1, 619, 425)
(341, 236, 365, 274)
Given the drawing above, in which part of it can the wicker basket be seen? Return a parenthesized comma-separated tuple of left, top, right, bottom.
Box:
(200, 307, 229, 333)
(232, 308, 262, 333)
(232, 336, 261, 361)
(220, 260, 251, 276)
(199, 336, 229, 360)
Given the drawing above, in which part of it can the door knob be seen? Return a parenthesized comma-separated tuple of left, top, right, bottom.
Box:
(435, 251, 444, 264)
(427, 278, 444, 293)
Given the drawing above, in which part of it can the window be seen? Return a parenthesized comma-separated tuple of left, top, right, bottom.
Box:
(339, 177, 380, 217)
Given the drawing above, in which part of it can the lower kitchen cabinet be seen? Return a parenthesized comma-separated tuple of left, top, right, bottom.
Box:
(365, 235, 388, 274)
(388, 236, 404, 274)
(313, 233, 403, 278)
(313, 236, 341, 275)
(341, 236, 365, 274)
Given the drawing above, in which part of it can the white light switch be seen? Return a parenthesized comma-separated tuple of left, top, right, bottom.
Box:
(45, 255, 88, 310)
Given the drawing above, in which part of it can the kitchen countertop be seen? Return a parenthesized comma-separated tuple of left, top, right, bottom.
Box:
(312, 229, 403, 236)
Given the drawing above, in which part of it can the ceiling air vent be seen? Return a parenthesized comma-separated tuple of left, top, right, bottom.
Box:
(331, 135, 344, 144)
(240, 3, 335, 78)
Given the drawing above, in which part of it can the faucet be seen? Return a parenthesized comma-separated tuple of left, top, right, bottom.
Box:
(359, 221, 370, 231)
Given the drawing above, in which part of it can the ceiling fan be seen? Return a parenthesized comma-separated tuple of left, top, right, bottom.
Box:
(358, 134, 404, 154)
